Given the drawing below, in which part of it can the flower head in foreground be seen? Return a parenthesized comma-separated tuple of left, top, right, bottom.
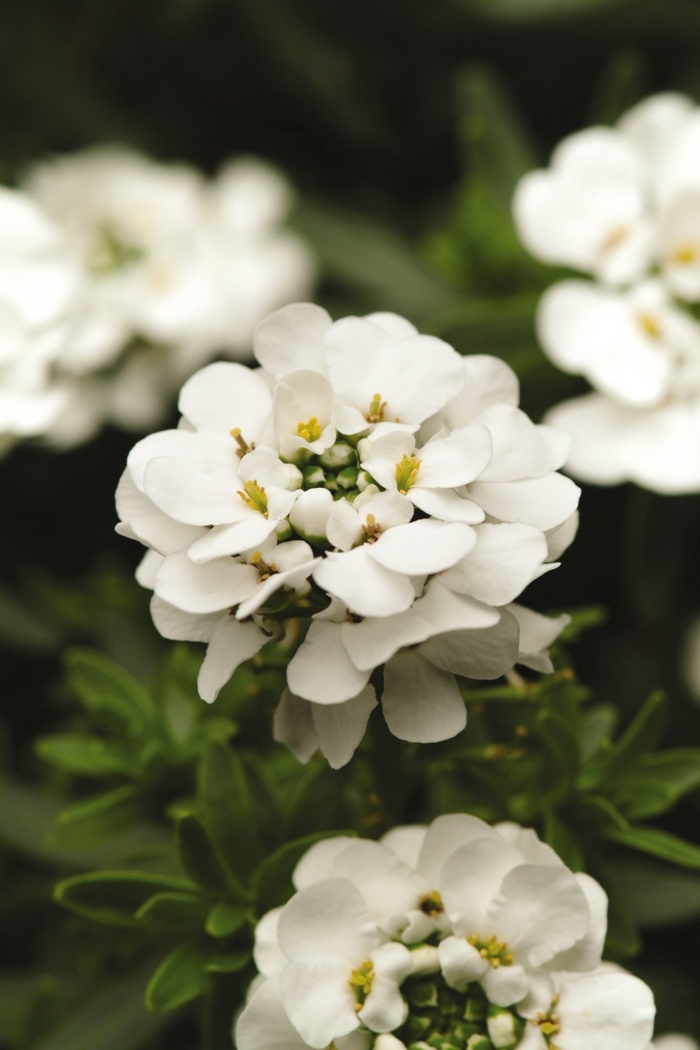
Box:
(117, 303, 580, 765)
(513, 92, 700, 494)
(7, 146, 313, 448)
(235, 815, 656, 1050)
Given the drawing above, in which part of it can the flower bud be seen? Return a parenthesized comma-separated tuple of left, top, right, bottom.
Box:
(356, 469, 375, 491)
(284, 463, 303, 490)
(465, 1036, 492, 1050)
(289, 488, 334, 547)
(373, 1036, 408, 1050)
(486, 1005, 523, 1050)
(274, 519, 293, 542)
(302, 464, 325, 487)
(409, 945, 440, 975)
(337, 466, 359, 490)
(320, 441, 356, 469)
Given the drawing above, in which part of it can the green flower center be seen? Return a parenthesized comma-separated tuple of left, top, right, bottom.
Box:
(396, 453, 421, 494)
(238, 480, 268, 517)
(396, 975, 523, 1050)
(366, 393, 387, 423)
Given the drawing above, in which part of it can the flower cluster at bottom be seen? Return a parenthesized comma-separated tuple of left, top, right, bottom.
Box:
(235, 815, 656, 1050)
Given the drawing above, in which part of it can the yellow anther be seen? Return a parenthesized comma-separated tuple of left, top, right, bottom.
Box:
(531, 998, 562, 1046)
(395, 453, 421, 494)
(467, 934, 513, 968)
(361, 513, 382, 544)
(366, 393, 387, 423)
(349, 960, 375, 1009)
(238, 480, 268, 517)
(638, 312, 662, 339)
(296, 416, 322, 443)
(250, 551, 277, 580)
(419, 890, 444, 917)
(672, 242, 699, 265)
(230, 427, 251, 456)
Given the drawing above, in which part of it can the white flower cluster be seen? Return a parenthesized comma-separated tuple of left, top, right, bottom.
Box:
(117, 303, 580, 766)
(235, 815, 656, 1050)
(0, 146, 313, 450)
(514, 92, 700, 494)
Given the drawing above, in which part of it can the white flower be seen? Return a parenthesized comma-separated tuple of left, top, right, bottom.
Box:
(236, 976, 372, 1050)
(118, 303, 578, 752)
(651, 1037, 700, 1050)
(517, 968, 655, 1050)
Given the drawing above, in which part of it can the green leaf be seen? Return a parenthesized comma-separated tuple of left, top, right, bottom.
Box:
(580, 705, 618, 764)
(205, 950, 251, 974)
(611, 749, 700, 819)
(135, 891, 211, 930)
(58, 785, 139, 825)
(468, 0, 630, 22)
(0, 584, 57, 652)
(145, 942, 211, 1013)
(566, 794, 630, 833)
(55, 870, 196, 926)
(604, 826, 700, 869)
(535, 709, 579, 802)
(577, 690, 667, 791)
(200, 742, 261, 882)
(542, 810, 584, 871)
(205, 902, 251, 938)
(250, 831, 355, 914)
(176, 813, 249, 900)
(295, 199, 459, 322)
(454, 64, 538, 210)
(558, 606, 608, 644)
(35, 735, 139, 777)
(588, 46, 646, 126)
(601, 855, 700, 927)
(33, 966, 170, 1050)
(66, 648, 155, 731)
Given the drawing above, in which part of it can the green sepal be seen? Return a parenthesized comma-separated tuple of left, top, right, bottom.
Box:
(134, 891, 210, 930)
(54, 870, 196, 927)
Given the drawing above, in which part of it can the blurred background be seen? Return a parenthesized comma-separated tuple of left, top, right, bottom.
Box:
(3, 0, 700, 1047)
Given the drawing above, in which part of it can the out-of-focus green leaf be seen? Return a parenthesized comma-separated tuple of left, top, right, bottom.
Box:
(466, 0, 632, 22)
(135, 890, 210, 930)
(566, 794, 629, 833)
(579, 705, 619, 764)
(612, 750, 700, 819)
(176, 813, 249, 900)
(558, 606, 608, 644)
(35, 735, 140, 777)
(536, 709, 578, 801)
(577, 690, 667, 790)
(454, 65, 537, 210)
(602, 855, 700, 927)
(604, 825, 700, 869)
(588, 47, 646, 125)
(205, 902, 251, 939)
(251, 831, 354, 914)
(295, 200, 460, 322)
(0, 584, 57, 652)
(204, 951, 251, 974)
(66, 648, 155, 730)
(0, 973, 61, 1047)
(200, 743, 261, 882)
(32, 966, 170, 1050)
(542, 810, 584, 871)
(57, 785, 139, 826)
(55, 870, 196, 927)
(145, 942, 211, 1013)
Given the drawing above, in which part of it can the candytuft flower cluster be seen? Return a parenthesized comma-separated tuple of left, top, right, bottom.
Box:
(514, 92, 700, 494)
(235, 815, 656, 1050)
(0, 146, 313, 450)
(117, 303, 580, 766)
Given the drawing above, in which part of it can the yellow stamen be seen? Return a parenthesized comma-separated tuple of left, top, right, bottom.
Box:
(238, 479, 268, 517)
(531, 994, 562, 1047)
(296, 417, 322, 443)
(395, 453, 421, 494)
(467, 934, 513, 968)
(672, 242, 699, 265)
(250, 551, 277, 580)
(366, 393, 387, 423)
(349, 960, 375, 1011)
(361, 513, 382, 543)
(638, 312, 662, 339)
(230, 427, 251, 456)
(419, 890, 444, 917)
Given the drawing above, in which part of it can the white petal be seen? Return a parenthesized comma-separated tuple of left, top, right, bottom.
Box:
(127, 429, 234, 491)
(439, 523, 548, 606)
(430, 355, 520, 432)
(154, 552, 258, 613)
(273, 688, 320, 765)
(409, 487, 485, 523)
(313, 547, 415, 618)
(198, 617, 266, 702)
(468, 473, 581, 532)
(278, 877, 378, 967)
(275, 369, 334, 456)
(150, 594, 221, 643)
(280, 960, 359, 1049)
(116, 470, 206, 554)
(311, 686, 378, 769)
(413, 578, 500, 634)
(474, 403, 572, 481)
(359, 941, 413, 1033)
(417, 813, 497, 886)
(289, 488, 334, 544)
(418, 608, 520, 680)
(143, 457, 245, 526)
(481, 964, 530, 1007)
(253, 910, 287, 978)
(327, 499, 362, 552)
(363, 312, 418, 338)
(368, 520, 476, 576)
(546, 511, 579, 562)
(293, 837, 358, 891)
(254, 303, 332, 379)
(178, 361, 273, 439)
(438, 936, 488, 991)
(439, 836, 524, 937)
(555, 970, 655, 1050)
(416, 425, 493, 487)
(487, 863, 590, 968)
(239, 447, 294, 490)
(341, 610, 432, 671)
(331, 840, 425, 932)
(508, 603, 570, 673)
(359, 490, 415, 529)
(287, 620, 372, 703)
(235, 977, 310, 1050)
(380, 826, 427, 870)
(136, 549, 162, 589)
(382, 651, 466, 743)
(547, 872, 608, 973)
(236, 558, 318, 620)
(188, 516, 279, 562)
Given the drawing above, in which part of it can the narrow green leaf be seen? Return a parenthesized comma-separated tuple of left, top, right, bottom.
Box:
(205, 951, 251, 974)
(205, 902, 251, 939)
(542, 810, 584, 872)
(35, 735, 139, 777)
(603, 883, 641, 958)
(66, 648, 155, 730)
(145, 942, 211, 1013)
(577, 690, 667, 791)
(566, 795, 630, 833)
(135, 891, 210, 930)
(176, 813, 249, 900)
(200, 743, 261, 881)
(32, 965, 170, 1050)
(536, 709, 579, 801)
(600, 855, 700, 927)
(251, 831, 355, 913)
(612, 749, 700, 819)
(0, 584, 57, 652)
(580, 705, 618, 764)
(604, 826, 700, 869)
(58, 785, 139, 825)
(55, 871, 195, 927)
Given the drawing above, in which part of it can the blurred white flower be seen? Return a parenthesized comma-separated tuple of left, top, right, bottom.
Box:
(118, 304, 578, 762)
(235, 817, 654, 1050)
(514, 92, 700, 494)
(650, 1037, 700, 1050)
